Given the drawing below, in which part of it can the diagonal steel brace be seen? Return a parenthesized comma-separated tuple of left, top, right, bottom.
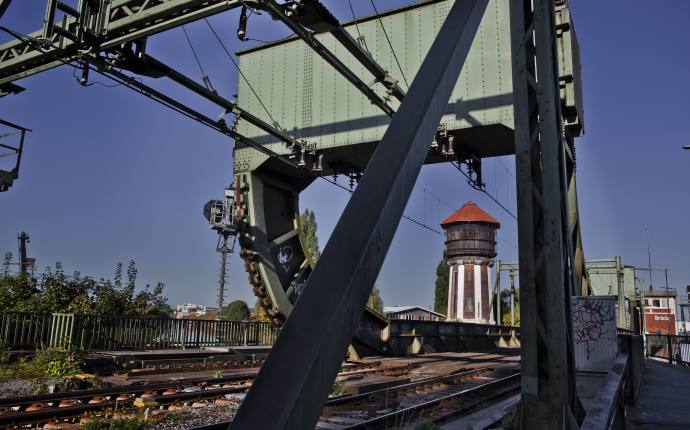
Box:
(228, 0, 488, 428)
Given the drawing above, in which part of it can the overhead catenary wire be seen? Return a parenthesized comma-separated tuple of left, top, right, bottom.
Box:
(369, 0, 409, 90)
(451, 160, 518, 221)
(347, 0, 369, 52)
(203, 17, 281, 130)
(181, 25, 214, 91)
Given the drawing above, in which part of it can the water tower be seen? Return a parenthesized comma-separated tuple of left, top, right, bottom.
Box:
(441, 202, 500, 324)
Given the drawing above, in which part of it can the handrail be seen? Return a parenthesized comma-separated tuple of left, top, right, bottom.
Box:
(580, 353, 629, 430)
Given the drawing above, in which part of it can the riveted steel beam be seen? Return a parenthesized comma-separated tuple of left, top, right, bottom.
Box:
(229, 1, 488, 428)
(259, 0, 396, 117)
(0, 0, 243, 85)
(509, 0, 580, 427)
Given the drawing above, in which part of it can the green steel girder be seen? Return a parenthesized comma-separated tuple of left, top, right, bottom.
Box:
(0, 0, 244, 85)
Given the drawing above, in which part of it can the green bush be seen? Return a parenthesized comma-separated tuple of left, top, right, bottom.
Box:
(33, 347, 84, 377)
(82, 417, 150, 430)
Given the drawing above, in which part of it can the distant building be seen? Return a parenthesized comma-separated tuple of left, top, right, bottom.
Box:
(441, 202, 499, 324)
(174, 303, 219, 320)
(643, 289, 677, 335)
(384, 306, 445, 321)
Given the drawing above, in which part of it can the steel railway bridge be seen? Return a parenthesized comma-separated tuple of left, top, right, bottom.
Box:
(0, 0, 595, 428)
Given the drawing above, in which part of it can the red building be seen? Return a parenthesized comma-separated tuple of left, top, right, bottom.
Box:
(643, 289, 677, 335)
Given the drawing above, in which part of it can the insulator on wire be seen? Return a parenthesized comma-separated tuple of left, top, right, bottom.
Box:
(237, 6, 248, 41)
(298, 149, 306, 167)
(313, 153, 323, 172)
(79, 63, 89, 86)
(441, 142, 447, 155)
(431, 136, 438, 149)
(447, 135, 455, 156)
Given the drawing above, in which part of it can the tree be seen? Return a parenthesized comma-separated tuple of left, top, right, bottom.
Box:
(223, 300, 250, 321)
(366, 287, 384, 316)
(114, 262, 123, 289)
(299, 208, 382, 312)
(434, 259, 449, 316)
(500, 288, 520, 326)
(125, 260, 137, 292)
(253, 299, 271, 322)
(299, 209, 320, 263)
(2, 252, 12, 277)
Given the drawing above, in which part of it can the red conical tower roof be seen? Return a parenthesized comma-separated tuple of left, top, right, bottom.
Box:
(440, 202, 500, 227)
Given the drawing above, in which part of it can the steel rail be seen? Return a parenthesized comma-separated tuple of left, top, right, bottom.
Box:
(324, 365, 499, 406)
(0, 360, 405, 410)
(183, 370, 520, 430)
(0, 384, 253, 427)
(0, 372, 257, 408)
(337, 373, 521, 429)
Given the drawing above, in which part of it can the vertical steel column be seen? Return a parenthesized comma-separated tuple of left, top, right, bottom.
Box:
(509, 0, 579, 427)
(229, 1, 488, 428)
(495, 260, 501, 323)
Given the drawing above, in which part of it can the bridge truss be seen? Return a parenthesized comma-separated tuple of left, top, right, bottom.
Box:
(0, 0, 588, 428)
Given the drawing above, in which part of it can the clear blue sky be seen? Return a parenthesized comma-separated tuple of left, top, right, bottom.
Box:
(1, 1, 688, 310)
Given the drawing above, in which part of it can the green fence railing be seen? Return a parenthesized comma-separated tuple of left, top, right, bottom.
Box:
(1, 312, 278, 351)
(0, 312, 52, 349)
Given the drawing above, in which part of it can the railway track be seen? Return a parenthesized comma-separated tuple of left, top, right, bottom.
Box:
(0, 360, 419, 427)
(318, 366, 520, 429)
(183, 364, 520, 430)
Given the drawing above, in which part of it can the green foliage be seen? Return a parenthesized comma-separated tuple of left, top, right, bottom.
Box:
(0, 260, 169, 317)
(366, 287, 385, 316)
(253, 299, 271, 322)
(82, 417, 150, 430)
(500, 288, 520, 326)
(329, 380, 345, 397)
(434, 259, 449, 316)
(33, 347, 84, 377)
(299, 209, 320, 263)
(0, 357, 46, 382)
(0, 347, 83, 382)
(222, 300, 250, 321)
(2, 252, 11, 277)
(298, 209, 384, 314)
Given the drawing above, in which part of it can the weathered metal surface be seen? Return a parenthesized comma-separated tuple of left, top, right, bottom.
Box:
(0, 0, 244, 85)
(233, 0, 515, 174)
(510, 0, 580, 426)
(571, 296, 617, 372)
(229, 1, 488, 428)
(579, 353, 629, 430)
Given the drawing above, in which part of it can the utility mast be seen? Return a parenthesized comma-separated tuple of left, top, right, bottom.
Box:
(16, 231, 35, 277)
(203, 186, 238, 317)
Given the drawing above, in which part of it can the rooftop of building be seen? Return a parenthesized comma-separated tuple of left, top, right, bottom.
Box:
(383, 305, 446, 318)
(440, 202, 500, 227)
(644, 288, 677, 297)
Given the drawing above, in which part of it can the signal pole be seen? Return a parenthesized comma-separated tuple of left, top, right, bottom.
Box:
(203, 186, 238, 319)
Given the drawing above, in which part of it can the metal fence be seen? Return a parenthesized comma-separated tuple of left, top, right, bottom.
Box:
(646, 334, 690, 365)
(0, 312, 52, 349)
(1, 312, 278, 351)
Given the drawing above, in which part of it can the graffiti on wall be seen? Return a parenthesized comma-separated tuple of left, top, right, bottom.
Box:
(572, 298, 615, 360)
